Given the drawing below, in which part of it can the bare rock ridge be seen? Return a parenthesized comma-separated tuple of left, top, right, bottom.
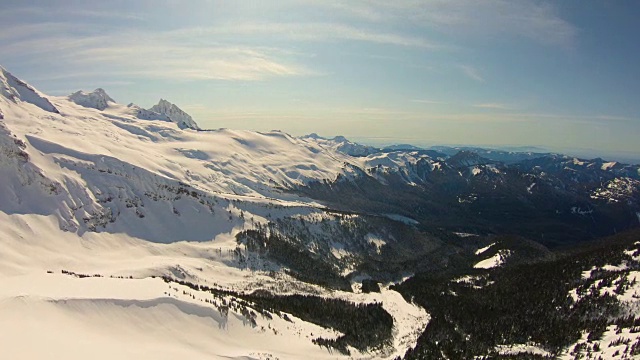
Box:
(68, 88, 115, 111)
(0, 66, 59, 113)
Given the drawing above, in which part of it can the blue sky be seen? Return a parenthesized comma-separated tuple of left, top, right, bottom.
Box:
(1, 0, 639, 158)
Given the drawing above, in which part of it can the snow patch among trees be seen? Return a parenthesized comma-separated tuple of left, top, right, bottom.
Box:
(475, 243, 495, 256)
(474, 250, 511, 269)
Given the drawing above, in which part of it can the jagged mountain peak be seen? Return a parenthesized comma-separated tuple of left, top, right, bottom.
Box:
(149, 99, 199, 130)
(0, 65, 59, 113)
(302, 132, 322, 140)
(69, 88, 116, 111)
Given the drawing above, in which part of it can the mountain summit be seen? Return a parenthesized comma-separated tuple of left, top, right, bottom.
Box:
(66, 90, 200, 130)
(149, 99, 199, 130)
(69, 88, 115, 110)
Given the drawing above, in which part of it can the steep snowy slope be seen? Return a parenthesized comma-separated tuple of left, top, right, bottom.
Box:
(0, 66, 58, 113)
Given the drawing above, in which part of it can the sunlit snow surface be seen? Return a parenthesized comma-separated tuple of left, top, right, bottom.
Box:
(0, 214, 428, 359)
(560, 246, 640, 359)
(474, 249, 511, 269)
(0, 70, 429, 359)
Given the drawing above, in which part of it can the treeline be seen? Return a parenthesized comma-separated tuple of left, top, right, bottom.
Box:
(161, 277, 393, 354)
(242, 292, 393, 354)
(236, 213, 449, 289)
(393, 229, 640, 359)
(237, 228, 352, 290)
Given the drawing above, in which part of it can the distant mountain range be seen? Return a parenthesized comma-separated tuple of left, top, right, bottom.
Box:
(2, 65, 640, 359)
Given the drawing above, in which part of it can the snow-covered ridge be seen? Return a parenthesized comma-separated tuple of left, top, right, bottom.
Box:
(447, 150, 492, 168)
(67, 90, 199, 130)
(130, 103, 171, 122)
(69, 88, 115, 110)
(0, 67, 372, 240)
(0, 66, 58, 113)
(301, 133, 379, 157)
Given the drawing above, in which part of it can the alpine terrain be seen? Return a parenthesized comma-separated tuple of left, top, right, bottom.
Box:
(1, 66, 640, 359)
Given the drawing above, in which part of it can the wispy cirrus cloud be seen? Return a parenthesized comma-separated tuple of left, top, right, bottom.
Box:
(0, 6, 145, 22)
(0, 16, 442, 83)
(0, 26, 311, 81)
(411, 99, 513, 110)
(501, 112, 639, 124)
(458, 64, 484, 82)
(473, 103, 510, 110)
(410, 99, 448, 105)
(170, 23, 442, 49)
(299, 0, 577, 48)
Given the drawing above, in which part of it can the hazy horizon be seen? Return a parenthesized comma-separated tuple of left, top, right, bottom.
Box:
(1, 1, 639, 156)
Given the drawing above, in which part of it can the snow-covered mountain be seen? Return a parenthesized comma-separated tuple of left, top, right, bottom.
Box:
(0, 67, 431, 360)
(150, 98, 200, 130)
(2, 66, 640, 360)
(1, 65, 637, 246)
(69, 88, 115, 110)
(301, 133, 379, 156)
